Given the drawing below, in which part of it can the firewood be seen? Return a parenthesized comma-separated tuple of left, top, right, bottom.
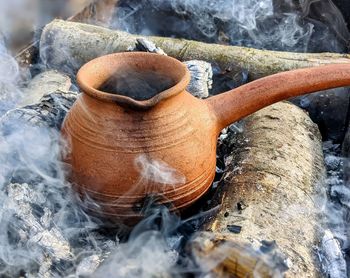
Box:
(40, 19, 350, 80)
(189, 232, 289, 277)
(195, 102, 326, 277)
(0, 90, 77, 131)
(19, 70, 72, 106)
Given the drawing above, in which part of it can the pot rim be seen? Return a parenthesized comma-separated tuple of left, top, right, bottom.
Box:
(77, 52, 191, 109)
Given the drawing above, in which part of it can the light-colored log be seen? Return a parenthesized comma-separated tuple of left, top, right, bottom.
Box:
(40, 19, 350, 80)
(195, 101, 325, 277)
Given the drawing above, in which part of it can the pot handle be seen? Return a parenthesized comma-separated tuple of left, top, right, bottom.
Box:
(205, 64, 350, 131)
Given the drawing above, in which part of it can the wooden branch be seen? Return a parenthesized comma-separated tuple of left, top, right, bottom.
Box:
(195, 102, 325, 277)
(40, 19, 350, 80)
(19, 70, 71, 106)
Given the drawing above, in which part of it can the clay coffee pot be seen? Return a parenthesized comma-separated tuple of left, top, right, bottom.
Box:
(62, 52, 350, 220)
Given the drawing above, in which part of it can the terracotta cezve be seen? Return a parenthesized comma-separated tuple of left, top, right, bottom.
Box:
(61, 52, 350, 220)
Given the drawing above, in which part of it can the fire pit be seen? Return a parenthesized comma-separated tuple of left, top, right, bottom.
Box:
(1, 0, 350, 277)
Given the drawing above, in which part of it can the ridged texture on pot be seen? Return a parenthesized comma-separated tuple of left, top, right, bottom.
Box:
(62, 91, 218, 218)
(62, 52, 350, 221)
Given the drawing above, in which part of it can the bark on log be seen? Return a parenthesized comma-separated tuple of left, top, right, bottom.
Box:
(195, 102, 326, 277)
(0, 90, 77, 131)
(19, 70, 72, 107)
(40, 19, 350, 80)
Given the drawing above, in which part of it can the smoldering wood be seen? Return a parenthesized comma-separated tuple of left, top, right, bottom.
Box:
(0, 90, 77, 131)
(320, 229, 347, 278)
(15, 0, 119, 68)
(40, 20, 350, 81)
(3, 181, 108, 277)
(2, 171, 74, 276)
(198, 102, 326, 277)
(131, 38, 213, 99)
(291, 87, 350, 143)
(0, 89, 118, 277)
(183, 60, 212, 99)
(190, 232, 288, 277)
(19, 70, 72, 106)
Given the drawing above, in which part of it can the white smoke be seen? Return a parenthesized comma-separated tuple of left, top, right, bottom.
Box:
(135, 154, 186, 186)
(0, 0, 349, 276)
(0, 41, 23, 116)
(113, 0, 348, 52)
(0, 4, 116, 275)
(94, 230, 178, 277)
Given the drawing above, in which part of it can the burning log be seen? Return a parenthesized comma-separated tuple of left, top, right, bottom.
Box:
(40, 19, 350, 80)
(197, 102, 326, 277)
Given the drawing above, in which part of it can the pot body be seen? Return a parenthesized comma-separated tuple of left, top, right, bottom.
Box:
(62, 90, 218, 219)
(63, 51, 350, 222)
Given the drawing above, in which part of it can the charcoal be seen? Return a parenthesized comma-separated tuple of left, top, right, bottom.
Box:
(2, 181, 116, 277)
(292, 87, 350, 143)
(7, 183, 73, 261)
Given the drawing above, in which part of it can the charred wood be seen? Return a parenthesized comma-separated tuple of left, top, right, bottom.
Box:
(201, 101, 326, 277)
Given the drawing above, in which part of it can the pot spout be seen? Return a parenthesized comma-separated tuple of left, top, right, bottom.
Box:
(206, 64, 350, 131)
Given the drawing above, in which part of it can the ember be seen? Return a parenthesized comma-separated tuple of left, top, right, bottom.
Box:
(1, 0, 350, 277)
